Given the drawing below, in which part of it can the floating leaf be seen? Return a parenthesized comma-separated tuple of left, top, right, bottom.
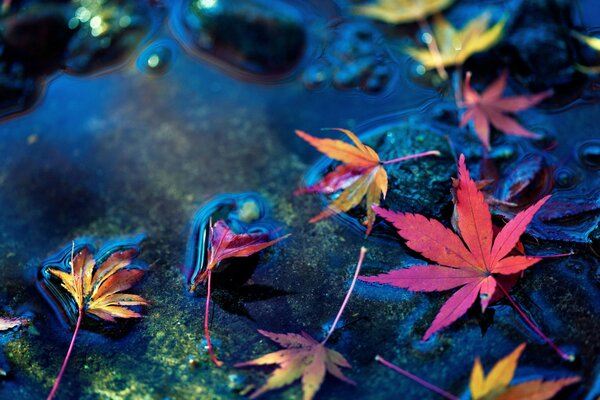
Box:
(236, 247, 367, 400)
(295, 128, 439, 235)
(45, 242, 148, 400)
(360, 154, 573, 360)
(197, 220, 289, 367)
(404, 13, 506, 72)
(460, 71, 552, 150)
(353, 0, 455, 25)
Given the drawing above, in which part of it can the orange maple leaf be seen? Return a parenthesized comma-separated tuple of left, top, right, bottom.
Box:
(460, 71, 552, 150)
(46, 244, 148, 399)
(295, 128, 439, 235)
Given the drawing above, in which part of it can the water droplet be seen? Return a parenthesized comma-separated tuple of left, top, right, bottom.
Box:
(554, 168, 578, 189)
(137, 42, 174, 75)
(302, 63, 330, 89)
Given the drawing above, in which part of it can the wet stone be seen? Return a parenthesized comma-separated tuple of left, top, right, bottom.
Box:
(176, 0, 306, 78)
(303, 21, 393, 93)
(373, 124, 455, 219)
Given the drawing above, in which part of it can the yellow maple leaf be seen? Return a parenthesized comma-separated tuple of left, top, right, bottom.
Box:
(470, 344, 580, 400)
(405, 12, 507, 73)
(353, 0, 455, 24)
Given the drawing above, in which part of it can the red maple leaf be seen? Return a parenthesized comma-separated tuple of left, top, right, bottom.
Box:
(195, 220, 289, 367)
(460, 71, 552, 150)
(360, 154, 572, 360)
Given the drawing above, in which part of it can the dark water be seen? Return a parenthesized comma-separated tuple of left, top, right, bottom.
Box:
(0, 0, 598, 399)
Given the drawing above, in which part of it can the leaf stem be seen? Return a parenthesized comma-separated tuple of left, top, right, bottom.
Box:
(534, 251, 574, 259)
(205, 270, 223, 367)
(322, 247, 367, 345)
(375, 355, 459, 400)
(382, 150, 441, 165)
(47, 310, 82, 400)
(417, 18, 448, 80)
(496, 281, 574, 361)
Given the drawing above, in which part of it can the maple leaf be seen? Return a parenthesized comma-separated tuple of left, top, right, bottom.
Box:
(404, 13, 506, 74)
(295, 128, 439, 235)
(236, 247, 367, 400)
(235, 330, 355, 400)
(460, 71, 552, 150)
(196, 220, 289, 367)
(360, 154, 573, 360)
(375, 344, 579, 400)
(353, 0, 455, 25)
(470, 344, 580, 400)
(46, 243, 148, 400)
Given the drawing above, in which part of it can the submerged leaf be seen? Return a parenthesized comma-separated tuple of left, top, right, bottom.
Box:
(48, 247, 148, 322)
(404, 13, 506, 72)
(296, 128, 439, 235)
(353, 0, 455, 24)
(460, 71, 552, 150)
(45, 242, 147, 399)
